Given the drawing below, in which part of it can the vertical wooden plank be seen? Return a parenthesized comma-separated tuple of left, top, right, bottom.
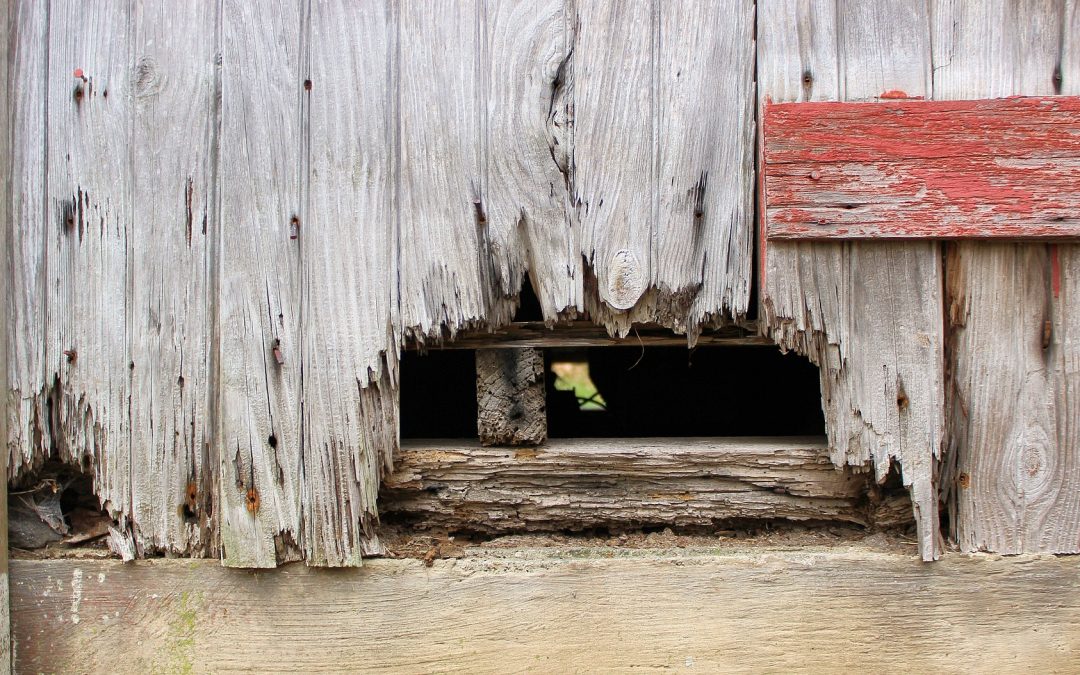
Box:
(127, 0, 217, 557)
(654, 0, 755, 333)
(482, 0, 580, 320)
(218, 0, 304, 567)
(301, 0, 398, 566)
(398, 0, 510, 341)
(573, 1, 655, 329)
(0, 1, 12, 669)
(938, 0, 1080, 553)
(476, 349, 546, 446)
(44, 0, 135, 552)
(7, 1, 48, 483)
(759, 0, 943, 560)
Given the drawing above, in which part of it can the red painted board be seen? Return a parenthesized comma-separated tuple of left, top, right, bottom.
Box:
(763, 96, 1080, 240)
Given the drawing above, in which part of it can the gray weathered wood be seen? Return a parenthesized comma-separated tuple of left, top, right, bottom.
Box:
(937, 0, 1080, 554)
(476, 349, 547, 446)
(576, 1, 755, 336)
(382, 438, 880, 531)
(301, 0, 399, 566)
(218, 0, 304, 567)
(7, 1, 48, 488)
(482, 0, 580, 320)
(12, 553, 1080, 672)
(43, 0, 135, 555)
(758, 0, 944, 560)
(0, 1, 12, 669)
(128, 0, 217, 558)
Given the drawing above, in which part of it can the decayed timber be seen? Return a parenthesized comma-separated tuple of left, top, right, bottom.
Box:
(764, 96, 1080, 240)
(758, 0, 944, 560)
(476, 349, 547, 446)
(938, 0, 1080, 554)
(218, 0, 304, 568)
(412, 320, 769, 349)
(381, 438, 876, 530)
(5, 1, 759, 567)
(12, 553, 1080, 672)
(0, 0, 13, 670)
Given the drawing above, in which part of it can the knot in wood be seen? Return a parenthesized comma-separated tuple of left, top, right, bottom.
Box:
(606, 249, 645, 310)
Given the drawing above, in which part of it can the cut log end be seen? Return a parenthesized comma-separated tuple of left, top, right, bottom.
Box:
(476, 348, 547, 446)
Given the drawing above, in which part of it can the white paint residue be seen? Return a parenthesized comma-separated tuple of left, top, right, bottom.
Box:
(98, 572, 106, 583)
(70, 568, 84, 625)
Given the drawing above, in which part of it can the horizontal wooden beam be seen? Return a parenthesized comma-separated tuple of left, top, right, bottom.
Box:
(764, 96, 1080, 239)
(408, 320, 769, 349)
(382, 438, 885, 530)
(12, 552, 1080, 671)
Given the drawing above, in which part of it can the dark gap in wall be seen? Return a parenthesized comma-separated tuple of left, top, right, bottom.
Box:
(399, 344, 824, 439)
(512, 272, 544, 322)
(399, 349, 478, 439)
(547, 346, 824, 437)
(8, 460, 112, 551)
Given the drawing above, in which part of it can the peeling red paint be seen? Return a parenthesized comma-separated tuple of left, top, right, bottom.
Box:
(764, 96, 1080, 240)
(879, 90, 924, 100)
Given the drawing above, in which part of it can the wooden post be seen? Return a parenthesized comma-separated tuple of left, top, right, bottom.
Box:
(476, 348, 547, 446)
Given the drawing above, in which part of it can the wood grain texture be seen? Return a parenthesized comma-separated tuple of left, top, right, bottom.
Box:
(218, 0, 304, 567)
(481, 0, 580, 320)
(381, 438, 878, 531)
(6, 0, 48, 484)
(0, 1, 12, 669)
(764, 96, 1080, 239)
(575, 0, 755, 336)
(476, 349, 546, 446)
(12, 553, 1080, 672)
(43, 0, 135, 553)
(301, 0, 398, 566)
(938, 0, 1080, 554)
(758, 0, 944, 560)
(4, 1, 768, 566)
(128, 0, 218, 558)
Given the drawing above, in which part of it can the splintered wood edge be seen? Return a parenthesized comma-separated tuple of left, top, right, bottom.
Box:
(409, 320, 769, 350)
(11, 554, 1080, 672)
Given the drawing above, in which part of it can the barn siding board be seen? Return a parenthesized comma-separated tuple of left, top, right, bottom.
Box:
(0, 1, 12, 669)
(301, 0, 398, 566)
(482, 0, 580, 320)
(8, 1, 48, 479)
(937, 0, 1080, 554)
(758, 0, 944, 560)
(128, 0, 218, 557)
(764, 96, 1080, 240)
(218, 0, 304, 567)
(575, 0, 755, 335)
(42, 1, 137, 551)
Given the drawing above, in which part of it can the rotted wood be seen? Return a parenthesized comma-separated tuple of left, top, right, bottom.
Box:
(764, 96, 1080, 240)
(476, 349, 547, 446)
(413, 320, 768, 350)
(380, 438, 887, 531)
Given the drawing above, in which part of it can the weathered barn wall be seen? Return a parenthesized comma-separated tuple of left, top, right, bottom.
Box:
(6, 0, 756, 566)
(937, 0, 1080, 554)
(758, 0, 945, 560)
(5, 0, 1080, 568)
